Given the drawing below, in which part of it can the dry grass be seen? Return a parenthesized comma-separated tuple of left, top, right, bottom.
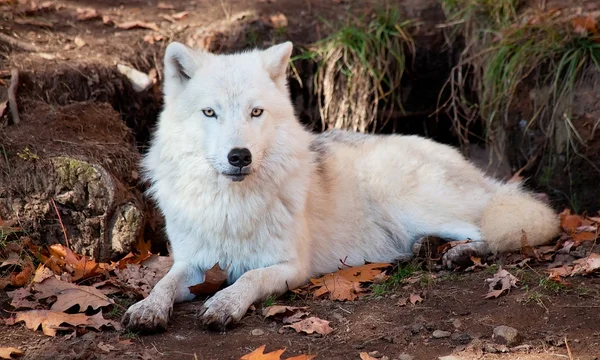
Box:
(293, 9, 415, 132)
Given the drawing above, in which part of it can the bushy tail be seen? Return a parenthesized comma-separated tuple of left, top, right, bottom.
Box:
(480, 184, 560, 253)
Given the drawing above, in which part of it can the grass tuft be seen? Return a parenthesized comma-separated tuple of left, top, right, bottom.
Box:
(293, 8, 415, 132)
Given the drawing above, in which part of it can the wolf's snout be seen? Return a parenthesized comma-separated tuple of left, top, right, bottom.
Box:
(228, 148, 252, 167)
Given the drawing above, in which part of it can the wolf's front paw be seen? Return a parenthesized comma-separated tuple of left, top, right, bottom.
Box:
(198, 288, 249, 330)
(121, 297, 172, 333)
(442, 242, 488, 269)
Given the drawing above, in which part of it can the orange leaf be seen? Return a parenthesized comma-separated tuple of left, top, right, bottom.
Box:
(571, 15, 597, 35)
(572, 231, 597, 245)
(0, 347, 24, 359)
(188, 263, 229, 296)
(409, 293, 423, 305)
(360, 353, 378, 360)
(240, 345, 315, 360)
(283, 316, 333, 335)
(11, 310, 119, 336)
(560, 209, 584, 232)
(309, 263, 391, 301)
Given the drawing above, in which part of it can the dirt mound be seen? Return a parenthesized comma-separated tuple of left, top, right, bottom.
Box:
(0, 101, 148, 260)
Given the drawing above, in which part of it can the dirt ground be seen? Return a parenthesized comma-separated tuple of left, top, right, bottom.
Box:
(2, 265, 600, 360)
(2, 0, 600, 359)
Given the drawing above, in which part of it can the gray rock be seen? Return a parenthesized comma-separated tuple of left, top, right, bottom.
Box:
(251, 328, 265, 336)
(451, 332, 472, 344)
(432, 330, 452, 339)
(398, 354, 414, 360)
(368, 351, 381, 358)
(493, 325, 520, 346)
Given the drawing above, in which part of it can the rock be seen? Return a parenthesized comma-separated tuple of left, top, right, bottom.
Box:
(251, 329, 265, 336)
(452, 319, 462, 329)
(0, 101, 149, 260)
(398, 354, 414, 360)
(438, 356, 462, 360)
(451, 332, 472, 344)
(381, 357, 389, 360)
(368, 351, 381, 358)
(493, 325, 520, 346)
(432, 330, 452, 339)
(410, 323, 423, 335)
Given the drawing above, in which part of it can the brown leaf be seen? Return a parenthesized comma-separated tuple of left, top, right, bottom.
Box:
(33, 277, 113, 312)
(6, 288, 38, 310)
(283, 311, 309, 324)
(116, 21, 160, 32)
(572, 231, 597, 245)
(360, 353, 378, 360)
(520, 230, 542, 262)
(45, 244, 111, 281)
(262, 305, 308, 318)
(76, 8, 100, 21)
(571, 253, 600, 275)
(0, 101, 7, 117)
(1, 252, 23, 267)
(157, 2, 174, 9)
(240, 345, 316, 360)
(11, 310, 118, 336)
(32, 265, 54, 283)
(1, 261, 34, 289)
(560, 209, 585, 233)
(188, 263, 228, 295)
(171, 11, 189, 20)
(0, 347, 23, 359)
(269, 13, 288, 29)
(437, 239, 472, 254)
(409, 293, 423, 305)
(309, 263, 391, 301)
(484, 267, 519, 298)
(572, 15, 597, 35)
(397, 297, 408, 307)
(283, 317, 333, 335)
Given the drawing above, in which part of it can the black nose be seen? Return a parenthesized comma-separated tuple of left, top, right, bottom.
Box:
(227, 148, 252, 167)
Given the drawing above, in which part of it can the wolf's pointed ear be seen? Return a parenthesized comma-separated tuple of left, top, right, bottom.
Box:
(260, 42, 293, 82)
(163, 42, 203, 98)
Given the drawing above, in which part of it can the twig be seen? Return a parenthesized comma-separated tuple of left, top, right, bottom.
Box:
(217, 0, 231, 20)
(50, 198, 70, 250)
(0, 33, 40, 52)
(8, 68, 20, 125)
(565, 337, 574, 360)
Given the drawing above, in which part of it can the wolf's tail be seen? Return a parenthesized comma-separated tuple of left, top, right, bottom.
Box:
(480, 183, 559, 253)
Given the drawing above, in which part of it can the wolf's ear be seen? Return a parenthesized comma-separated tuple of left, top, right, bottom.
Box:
(163, 42, 203, 98)
(260, 42, 293, 82)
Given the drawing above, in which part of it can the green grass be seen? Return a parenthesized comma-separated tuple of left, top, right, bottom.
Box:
(293, 8, 415, 132)
(370, 262, 421, 296)
(263, 295, 278, 307)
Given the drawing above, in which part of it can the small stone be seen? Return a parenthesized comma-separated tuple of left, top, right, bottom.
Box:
(381, 357, 389, 360)
(398, 354, 414, 360)
(438, 356, 461, 360)
(368, 351, 381, 358)
(493, 325, 520, 346)
(251, 328, 264, 336)
(432, 330, 452, 339)
(410, 324, 423, 335)
(451, 332, 472, 344)
(452, 319, 462, 329)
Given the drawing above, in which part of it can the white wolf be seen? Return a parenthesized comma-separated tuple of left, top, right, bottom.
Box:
(122, 41, 559, 332)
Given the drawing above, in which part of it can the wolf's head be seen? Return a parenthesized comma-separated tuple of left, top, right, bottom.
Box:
(159, 41, 296, 182)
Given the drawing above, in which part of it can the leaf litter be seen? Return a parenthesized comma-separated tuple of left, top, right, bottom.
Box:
(240, 345, 315, 360)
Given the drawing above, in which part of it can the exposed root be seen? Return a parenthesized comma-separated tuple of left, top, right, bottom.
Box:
(0, 32, 40, 52)
(8, 68, 20, 125)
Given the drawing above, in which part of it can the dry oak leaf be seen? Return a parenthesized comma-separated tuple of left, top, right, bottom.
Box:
(571, 253, 600, 275)
(309, 263, 391, 301)
(0, 347, 23, 359)
(0, 262, 34, 289)
(283, 316, 333, 335)
(409, 293, 423, 305)
(116, 21, 160, 32)
(33, 277, 113, 312)
(559, 209, 589, 233)
(6, 287, 38, 310)
(11, 310, 119, 336)
(359, 353, 378, 360)
(114, 238, 153, 269)
(262, 305, 308, 318)
(188, 262, 229, 295)
(485, 267, 519, 298)
(44, 244, 111, 281)
(241, 345, 315, 360)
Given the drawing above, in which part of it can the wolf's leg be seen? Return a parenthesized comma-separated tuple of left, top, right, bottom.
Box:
(199, 261, 306, 329)
(429, 221, 490, 268)
(122, 261, 203, 332)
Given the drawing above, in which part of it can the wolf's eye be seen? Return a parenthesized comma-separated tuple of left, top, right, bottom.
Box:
(251, 108, 264, 117)
(202, 108, 216, 118)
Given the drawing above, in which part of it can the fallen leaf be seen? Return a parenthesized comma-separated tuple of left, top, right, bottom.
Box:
(1, 252, 23, 268)
(32, 265, 54, 283)
(283, 311, 309, 324)
(484, 267, 519, 298)
(409, 293, 423, 304)
(520, 230, 542, 261)
(262, 305, 308, 318)
(572, 15, 597, 35)
(157, 2, 175, 9)
(0, 101, 7, 117)
(572, 231, 597, 245)
(76, 7, 100, 21)
(240, 345, 315, 360)
(97, 342, 115, 352)
(116, 21, 160, 32)
(11, 310, 118, 336)
(269, 13, 288, 29)
(44, 244, 111, 281)
(437, 239, 472, 254)
(6, 288, 38, 309)
(284, 316, 333, 335)
(571, 253, 600, 275)
(397, 297, 408, 306)
(188, 263, 228, 295)
(560, 209, 585, 233)
(309, 263, 391, 301)
(33, 277, 113, 312)
(360, 353, 378, 360)
(0, 347, 23, 359)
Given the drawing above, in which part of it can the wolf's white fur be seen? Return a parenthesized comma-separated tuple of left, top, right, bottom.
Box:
(122, 41, 559, 331)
